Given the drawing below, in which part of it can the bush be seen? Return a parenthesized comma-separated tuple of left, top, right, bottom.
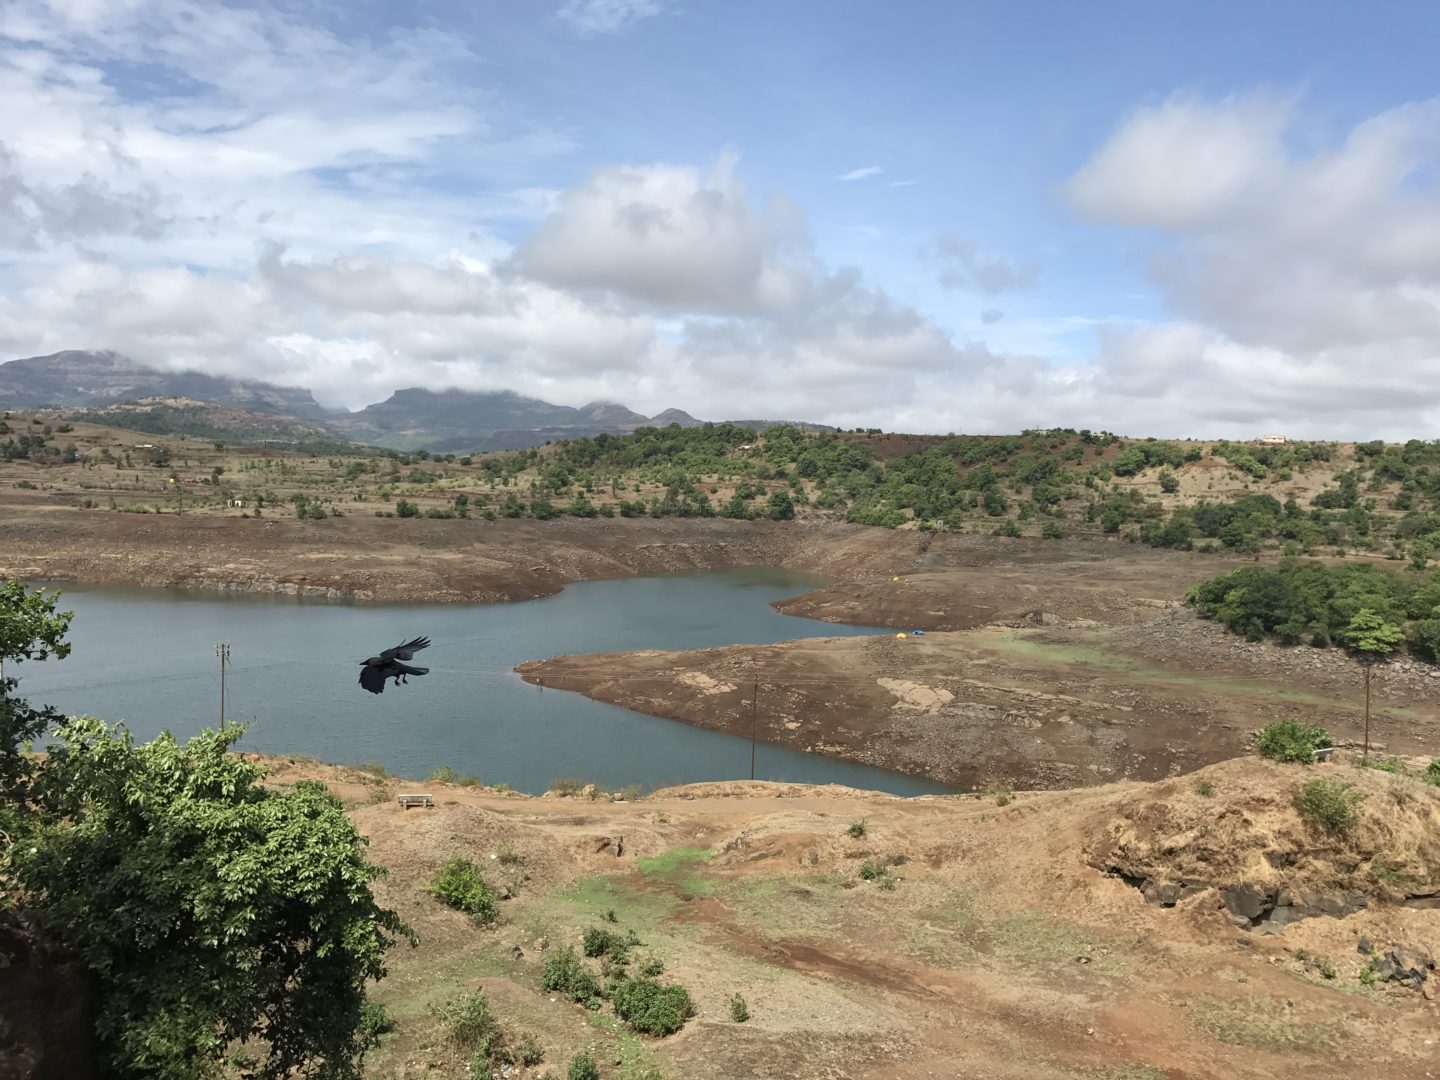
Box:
(1256, 718, 1332, 763)
(846, 820, 866, 838)
(568, 1051, 601, 1080)
(516, 1032, 544, 1066)
(729, 992, 750, 1023)
(433, 990, 499, 1050)
(611, 976, 694, 1036)
(582, 926, 635, 963)
(540, 945, 601, 1004)
(427, 856, 499, 924)
(1426, 760, 1440, 787)
(1041, 521, 1064, 540)
(395, 499, 419, 517)
(858, 858, 885, 880)
(1293, 778, 1364, 833)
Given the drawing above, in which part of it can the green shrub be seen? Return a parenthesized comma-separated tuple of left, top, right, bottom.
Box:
(582, 926, 636, 964)
(846, 820, 866, 838)
(540, 945, 601, 1004)
(729, 993, 749, 1023)
(1192, 778, 1215, 797)
(1427, 760, 1440, 787)
(568, 1051, 601, 1080)
(516, 1032, 544, 1066)
(1256, 718, 1332, 763)
(1293, 779, 1364, 833)
(427, 856, 499, 924)
(640, 957, 664, 977)
(858, 858, 884, 881)
(1040, 521, 1064, 540)
(611, 977, 694, 1036)
(426, 764, 480, 785)
(432, 990, 500, 1050)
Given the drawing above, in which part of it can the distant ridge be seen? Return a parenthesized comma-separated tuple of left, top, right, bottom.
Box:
(0, 350, 329, 419)
(0, 351, 730, 451)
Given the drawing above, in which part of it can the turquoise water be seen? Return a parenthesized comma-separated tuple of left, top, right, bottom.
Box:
(15, 568, 953, 796)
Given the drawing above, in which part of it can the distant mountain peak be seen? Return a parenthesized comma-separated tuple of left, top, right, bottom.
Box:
(0, 349, 329, 419)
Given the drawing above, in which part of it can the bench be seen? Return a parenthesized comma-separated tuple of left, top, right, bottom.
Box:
(397, 793, 435, 810)
(1313, 747, 1335, 762)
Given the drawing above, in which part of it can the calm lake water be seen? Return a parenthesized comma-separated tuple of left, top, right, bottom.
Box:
(15, 568, 953, 796)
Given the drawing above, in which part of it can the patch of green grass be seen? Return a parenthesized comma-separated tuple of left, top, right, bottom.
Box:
(426, 764, 481, 785)
(979, 632, 1420, 716)
(549, 874, 678, 932)
(991, 913, 1121, 972)
(637, 845, 717, 897)
(1192, 777, 1215, 797)
(1191, 995, 1341, 1054)
(637, 845, 713, 876)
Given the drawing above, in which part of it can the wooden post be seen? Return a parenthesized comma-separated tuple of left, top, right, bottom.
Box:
(750, 675, 758, 782)
(216, 643, 230, 725)
(1363, 664, 1371, 759)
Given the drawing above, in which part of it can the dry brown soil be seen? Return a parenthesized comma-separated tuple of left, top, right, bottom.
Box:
(257, 755, 1440, 1080)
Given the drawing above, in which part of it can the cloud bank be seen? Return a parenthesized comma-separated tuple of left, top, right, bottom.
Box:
(0, 4, 1437, 439)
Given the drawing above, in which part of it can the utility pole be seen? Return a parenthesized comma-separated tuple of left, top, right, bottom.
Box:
(749, 675, 759, 781)
(216, 644, 230, 724)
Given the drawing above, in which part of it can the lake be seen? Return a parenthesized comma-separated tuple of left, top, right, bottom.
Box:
(15, 567, 953, 796)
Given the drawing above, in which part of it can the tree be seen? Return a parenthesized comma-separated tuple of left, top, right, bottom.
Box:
(0, 581, 73, 859)
(1343, 608, 1404, 758)
(18, 718, 415, 1078)
(1158, 468, 1179, 494)
(767, 489, 795, 520)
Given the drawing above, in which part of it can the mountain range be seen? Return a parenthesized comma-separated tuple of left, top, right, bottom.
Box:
(0, 350, 710, 451)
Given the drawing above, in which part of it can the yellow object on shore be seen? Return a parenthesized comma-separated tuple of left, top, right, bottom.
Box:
(896, 632, 907, 639)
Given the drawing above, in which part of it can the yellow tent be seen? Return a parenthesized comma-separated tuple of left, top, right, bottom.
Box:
(895, 632, 907, 639)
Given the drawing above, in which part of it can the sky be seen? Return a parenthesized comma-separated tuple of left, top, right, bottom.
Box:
(1, 1, 1439, 438)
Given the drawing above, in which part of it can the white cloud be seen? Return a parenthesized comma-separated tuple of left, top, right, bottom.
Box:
(556, 0, 664, 36)
(837, 165, 883, 181)
(512, 151, 815, 315)
(1067, 91, 1440, 438)
(928, 233, 1040, 295)
(888, 179, 918, 188)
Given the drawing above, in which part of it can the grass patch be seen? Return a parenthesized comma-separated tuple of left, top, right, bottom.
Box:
(979, 632, 1420, 715)
(1191, 995, 1341, 1054)
(846, 819, 867, 838)
(1192, 777, 1215, 797)
(426, 764, 481, 785)
(637, 845, 717, 897)
(991, 913, 1120, 972)
(637, 845, 713, 876)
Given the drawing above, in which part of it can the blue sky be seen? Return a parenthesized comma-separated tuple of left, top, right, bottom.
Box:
(2, 0, 1439, 436)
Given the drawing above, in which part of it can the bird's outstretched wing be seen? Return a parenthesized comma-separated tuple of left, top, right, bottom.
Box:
(358, 665, 388, 694)
(382, 636, 430, 662)
(393, 662, 429, 677)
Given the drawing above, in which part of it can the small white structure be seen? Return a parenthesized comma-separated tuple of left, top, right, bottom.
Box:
(1255, 434, 1289, 446)
(229, 498, 245, 508)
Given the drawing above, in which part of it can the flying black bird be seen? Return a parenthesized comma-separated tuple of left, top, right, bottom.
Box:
(358, 635, 431, 694)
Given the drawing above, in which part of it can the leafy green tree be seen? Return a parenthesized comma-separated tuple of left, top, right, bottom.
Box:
(1158, 468, 1179, 494)
(0, 581, 72, 865)
(16, 718, 414, 1079)
(1343, 609, 1404, 758)
(767, 489, 795, 520)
